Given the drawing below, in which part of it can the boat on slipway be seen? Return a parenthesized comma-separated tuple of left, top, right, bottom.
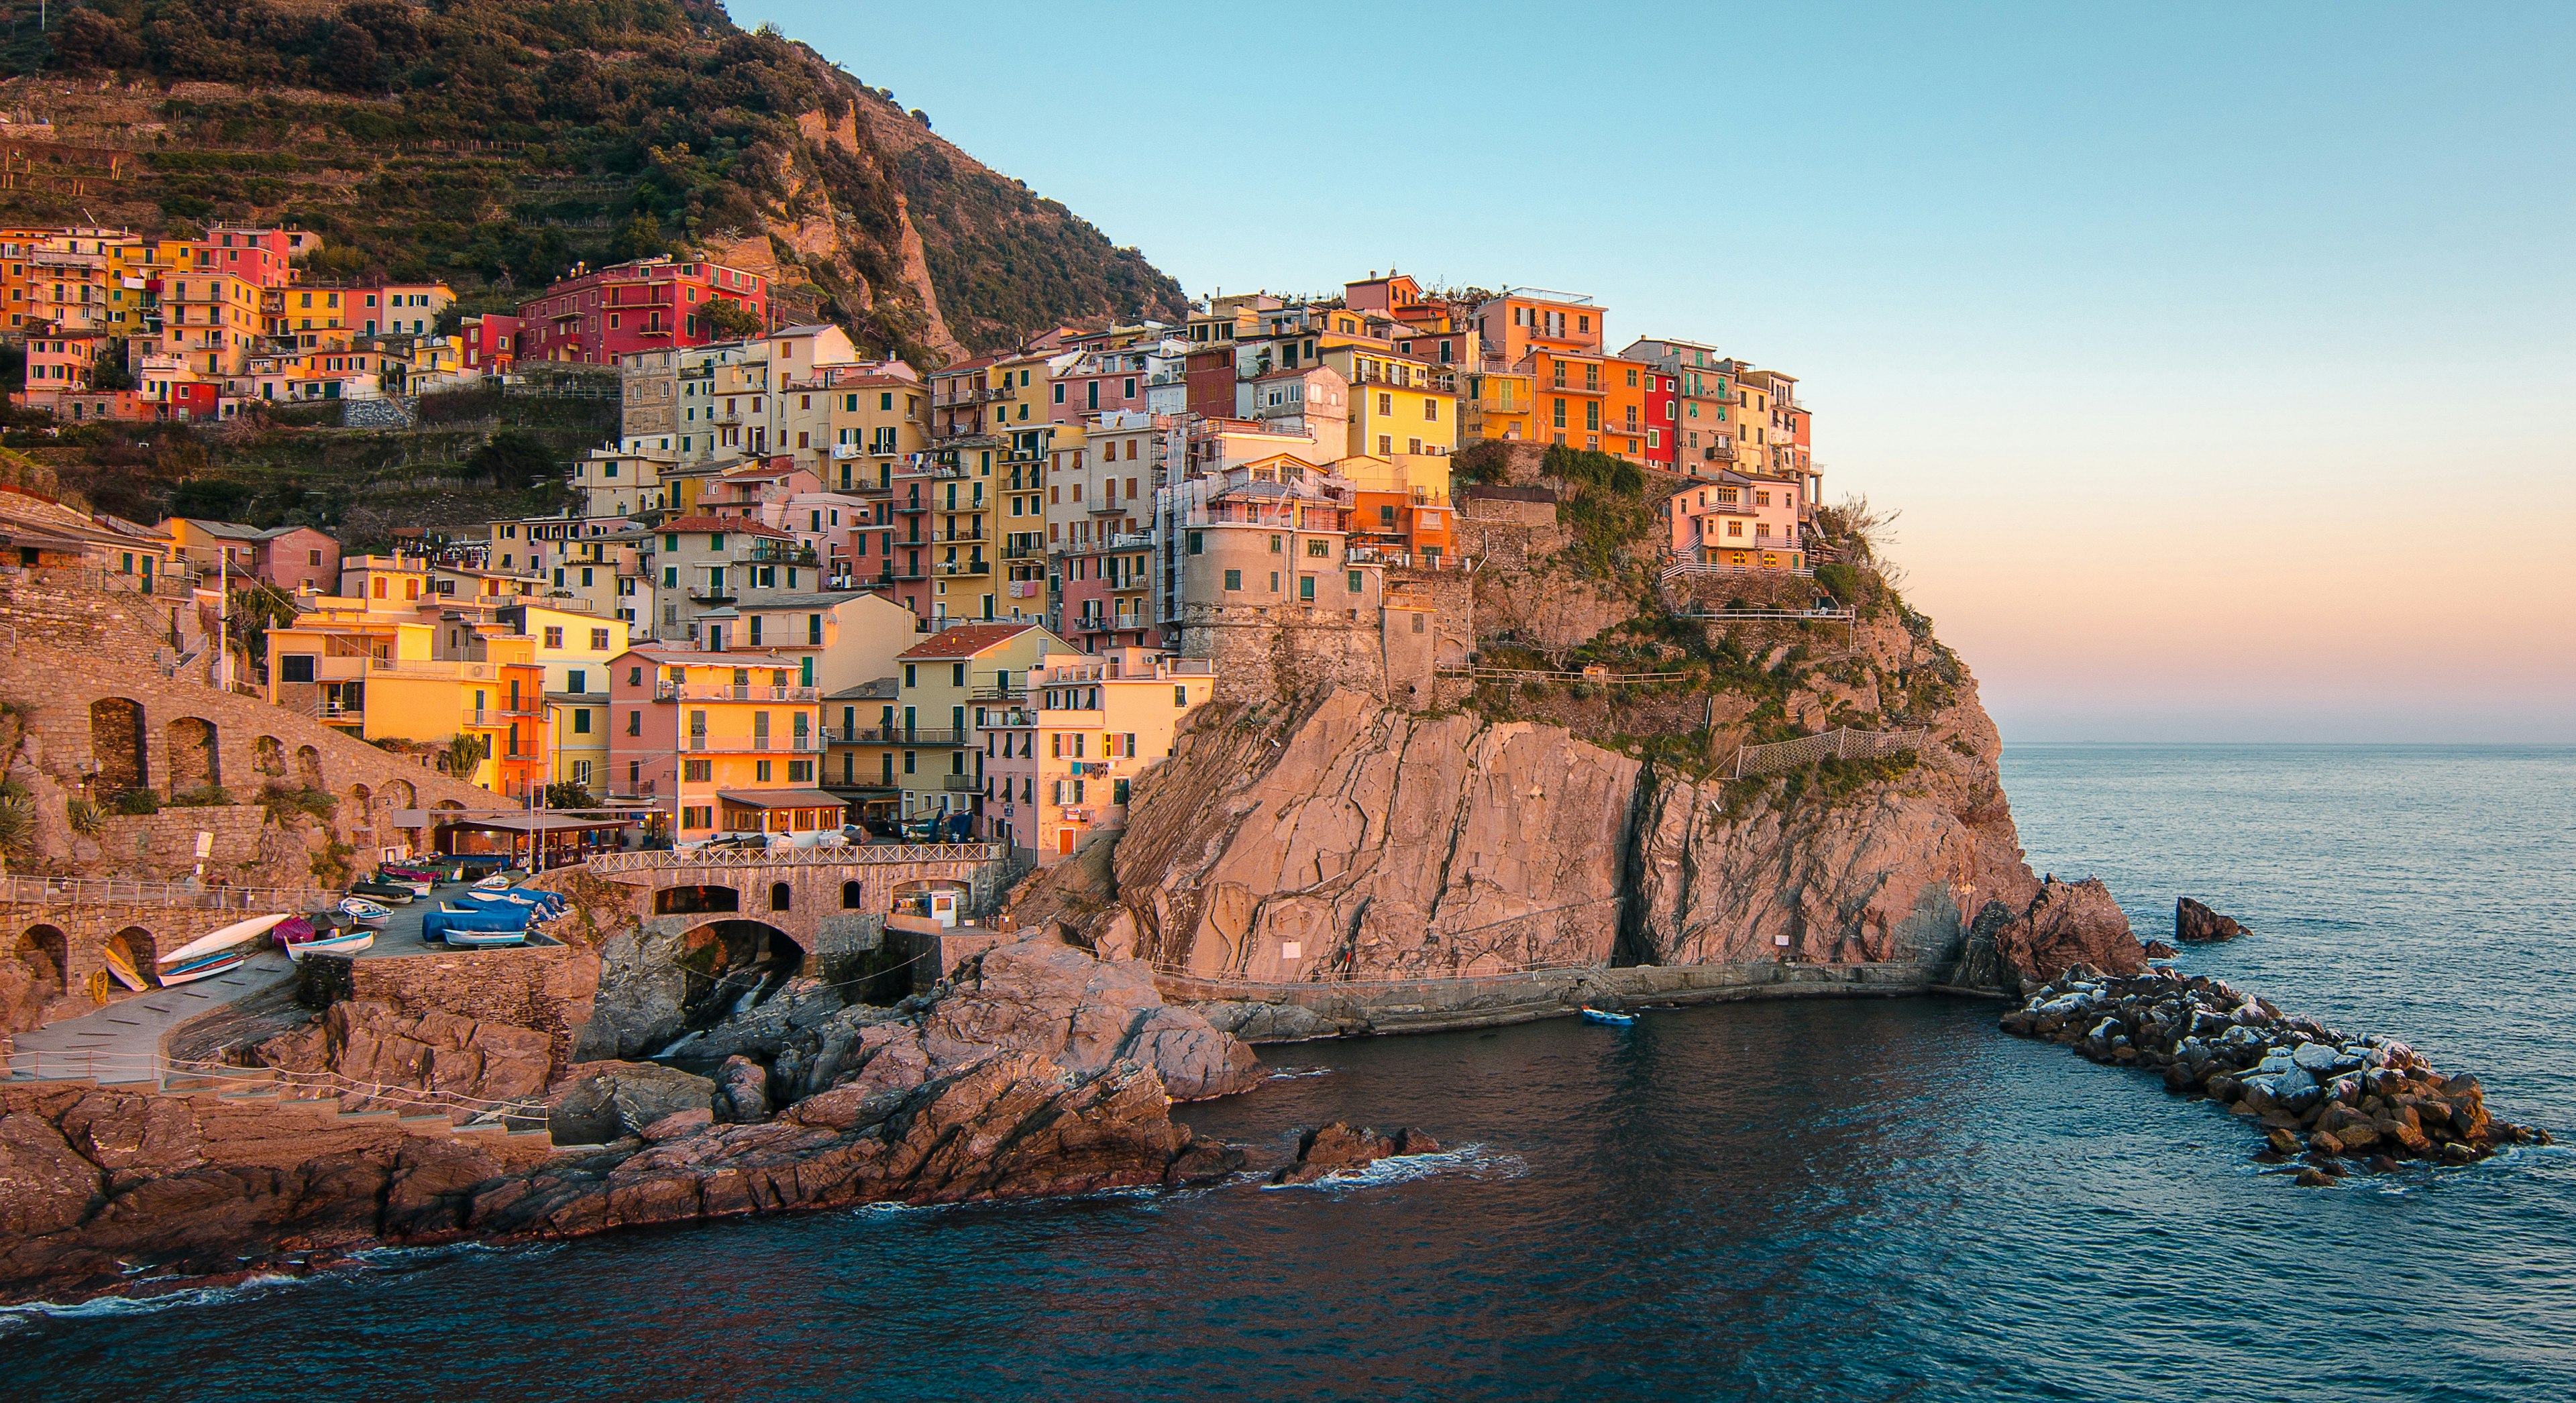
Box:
(154, 913, 294, 987)
(279, 916, 374, 961)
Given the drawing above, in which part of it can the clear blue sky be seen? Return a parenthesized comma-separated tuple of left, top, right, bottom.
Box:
(735, 2, 2576, 742)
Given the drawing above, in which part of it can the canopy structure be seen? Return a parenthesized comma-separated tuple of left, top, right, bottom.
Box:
(716, 789, 850, 834)
(433, 811, 635, 869)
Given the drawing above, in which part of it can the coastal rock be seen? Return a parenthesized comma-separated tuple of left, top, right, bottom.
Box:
(254, 1001, 553, 1118)
(2176, 898, 2249, 942)
(922, 938, 1261, 1100)
(1269, 1121, 1442, 1186)
(2142, 940, 2179, 960)
(545, 1062, 714, 1145)
(1983, 879, 2145, 986)
(711, 1056, 771, 1124)
(1194, 999, 1345, 1044)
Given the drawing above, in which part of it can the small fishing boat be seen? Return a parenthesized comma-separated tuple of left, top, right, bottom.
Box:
(337, 896, 392, 929)
(155, 913, 293, 987)
(346, 879, 416, 904)
(472, 873, 516, 892)
(370, 871, 433, 897)
(1579, 1007, 1638, 1027)
(103, 942, 148, 991)
(283, 917, 374, 961)
(439, 926, 529, 948)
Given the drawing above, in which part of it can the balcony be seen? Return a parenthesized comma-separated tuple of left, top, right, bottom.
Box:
(1000, 541, 1047, 559)
(655, 683, 820, 702)
(937, 559, 991, 577)
(683, 734, 820, 753)
(1108, 531, 1155, 549)
(940, 774, 980, 792)
(826, 726, 968, 746)
(930, 527, 986, 544)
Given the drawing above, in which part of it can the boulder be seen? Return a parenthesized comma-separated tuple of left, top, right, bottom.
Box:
(2176, 897, 2248, 942)
(710, 1056, 771, 1125)
(2142, 940, 2179, 960)
(544, 1062, 714, 1145)
(255, 1001, 552, 1117)
(1984, 879, 2146, 985)
(1269, 1122, 1442, 1186)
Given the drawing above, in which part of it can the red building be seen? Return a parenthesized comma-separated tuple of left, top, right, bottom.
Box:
(515, 258, 770, 367)
(460, 313, 521, 371)
(1644, 367, 1678, 470)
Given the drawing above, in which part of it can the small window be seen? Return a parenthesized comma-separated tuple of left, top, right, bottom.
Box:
(1224, 568, 1241, 591)
(769, 882, 792, 912)
(280, 654, 317, 683)
(1348, 571, 1363, 593)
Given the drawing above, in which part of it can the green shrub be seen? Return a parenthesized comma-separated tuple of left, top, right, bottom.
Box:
(0, 791, 30, 857)
(1814, 562, 1860, 604)
(259, 783, 338, 824)
(170, 784, 233, 807)
(107, 789, 160, 816)
(64, 798, 102, 836)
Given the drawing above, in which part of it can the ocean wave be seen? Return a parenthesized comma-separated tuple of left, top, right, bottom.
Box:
(0, 1272, 308, 1325)
(1260, 1143, 1526, 1192)
(1265, 1066, 1334, 1080)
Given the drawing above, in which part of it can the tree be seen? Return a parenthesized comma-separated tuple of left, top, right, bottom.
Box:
(50, 11, 141, 70)
(703, 296, 763, 339)
(466, 429, 557, 490)
(439, 734, 492, 778)
(543, 781, 598, 809)
(326, 23, 380, 92)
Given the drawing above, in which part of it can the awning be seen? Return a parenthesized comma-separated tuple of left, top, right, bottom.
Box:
(437, 813, 635, 834)
(715, 789, 849, 810)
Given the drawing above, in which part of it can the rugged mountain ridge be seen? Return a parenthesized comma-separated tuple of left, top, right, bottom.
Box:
(15, 0, 1184, 359)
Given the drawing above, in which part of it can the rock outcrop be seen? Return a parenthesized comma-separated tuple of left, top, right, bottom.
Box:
(1946, 879, 2143, 996)
(1269, 1123, 1443, 1186)
(2176, 897, 2249, 942)
(252, 1001, 553, 1119)
(0, 938, 1263, 1306)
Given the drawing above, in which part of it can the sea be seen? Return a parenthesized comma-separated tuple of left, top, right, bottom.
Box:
(5, 744, 2571, 1402)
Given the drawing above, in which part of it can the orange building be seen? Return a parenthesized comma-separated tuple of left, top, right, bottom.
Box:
(1474, 287, 1605, 365)
(1602, 357, 1654, 463)
(1528, 348, 1611, 453)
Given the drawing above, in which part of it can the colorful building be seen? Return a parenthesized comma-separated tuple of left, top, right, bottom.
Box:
(517, 257, 770, 367)
(981, 647, 1214, 861)
(886, 622, 1066, 831)
(604, 643, 830, 840)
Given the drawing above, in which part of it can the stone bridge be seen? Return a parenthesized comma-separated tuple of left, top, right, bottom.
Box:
(578, 843, 1012, 966)
(4, 875, 339, 1006)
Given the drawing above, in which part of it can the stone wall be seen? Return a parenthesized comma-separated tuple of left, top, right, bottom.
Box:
(323, 942, 603, 1074)
(87, 805, 270, 880)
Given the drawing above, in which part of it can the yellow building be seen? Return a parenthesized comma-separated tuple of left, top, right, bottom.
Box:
(884, 621, 1067, 830)
(263, 605, 547, 795)
(1320, 345, 1459, 460)
(777, 368, 928, 493)
(981, 647, 1214, 862)
(500, 602, 628, 793)
(264, 284, 354, 349)
(1464, 366, 1537, 443)
(161, 270, 265, 377)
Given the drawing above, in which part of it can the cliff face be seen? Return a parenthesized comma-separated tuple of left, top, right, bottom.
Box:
(1094, 601, 2104, 990)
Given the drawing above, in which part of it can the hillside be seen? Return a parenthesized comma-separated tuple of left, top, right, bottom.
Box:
(3, 0, 1185, 359)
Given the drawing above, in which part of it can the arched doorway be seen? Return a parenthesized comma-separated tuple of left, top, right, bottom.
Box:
(385, 778, 416, 810)
(768, 881, 792, 912)
(254, 735, 285, 778)
(295, 744, 324, 790)
(655, 884, 741, 916)
(105, 926, 158, 990)
(347, 783, 372, 823)
(675, 919, 806, 1029)
(15, 924, 67, 997)
(89, 698, 146, 794)
(166, 717, 220, 795)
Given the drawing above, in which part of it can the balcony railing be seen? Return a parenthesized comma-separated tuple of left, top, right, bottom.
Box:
(825, 726, 968, 746)
(940, 774, 980, 791)
(936, 559, 991, 577)
(1108, 532, 1155, 549)
(655, 683, 819, 702)
(684, 734, 819, 753)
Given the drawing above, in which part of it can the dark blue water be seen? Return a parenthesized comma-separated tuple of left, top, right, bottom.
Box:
(7, 745, 2571, 1402)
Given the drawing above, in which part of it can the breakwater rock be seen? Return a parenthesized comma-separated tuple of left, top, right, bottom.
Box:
(2001, 966, 2550, 1179)
(1269, 1122, 1443, 1186)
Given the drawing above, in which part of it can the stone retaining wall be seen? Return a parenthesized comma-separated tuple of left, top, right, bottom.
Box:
(311, 943, 602, 1074)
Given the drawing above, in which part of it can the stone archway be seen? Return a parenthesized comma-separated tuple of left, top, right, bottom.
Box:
(105, 926, 158, 990)
(385, 778, 416, 811)
(295, 744, 324, 790)
(166, 717, 220, 795)
(89, 698, 146, 793)
(675, 919, 806, 1030)
(254, 735, 286, 778)
(347, 783, 372, 822)
(15, 924, 67, 997)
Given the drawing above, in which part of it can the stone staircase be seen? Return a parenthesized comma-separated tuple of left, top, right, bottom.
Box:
(156, 1064, 556, 1149)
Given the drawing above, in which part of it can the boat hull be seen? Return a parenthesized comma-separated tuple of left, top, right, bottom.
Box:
(158, 952, 246, 985)
(286, 932, 374, 961)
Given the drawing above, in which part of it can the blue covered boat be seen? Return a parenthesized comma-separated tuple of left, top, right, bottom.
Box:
(1580, 1007, 1637, 1027)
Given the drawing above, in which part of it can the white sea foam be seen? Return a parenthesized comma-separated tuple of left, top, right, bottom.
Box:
(1260, 1143, 1526, 1192)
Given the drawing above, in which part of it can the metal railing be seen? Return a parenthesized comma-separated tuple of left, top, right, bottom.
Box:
(685, 734, 818, 752)
(1731, 727, 1929, 779)
(826, 726, 967, 746)
(655, 683, 818, 702)
(940, 774, 979, 791)
(586, 842, 1002, 875)
(1148, 957, 1601, 991)
(0, 875, 339, 911)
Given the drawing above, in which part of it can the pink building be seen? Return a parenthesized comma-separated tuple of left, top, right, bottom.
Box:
(1665, 471, 1809, 569)
(193, 227, 311, 287)
(517, 258, 769, 367)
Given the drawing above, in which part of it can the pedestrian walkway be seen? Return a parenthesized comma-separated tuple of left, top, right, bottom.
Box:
(5, 948, 297, 1083)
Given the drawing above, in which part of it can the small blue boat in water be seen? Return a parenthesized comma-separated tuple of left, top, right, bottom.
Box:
(1580, 1007, 1636, 1027)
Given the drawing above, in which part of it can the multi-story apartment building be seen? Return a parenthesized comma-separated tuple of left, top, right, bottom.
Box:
(882, 622, 1067, 834)
(160, 270, 264, 377)
(517, 257, 769, 367)
(775, 360, 926, 493)
(1527, 346, 1613, 453)
(495, 602, 627, 793)
(264, 602, 548, 796)
(603, 643, 833, 842)
(1324, 344, 1459, 461)
(1049, 411, 1161, 651)
(1473, 287, 1605, 364)
(1665, 473, 1809, 572)
(1171, 467, 1378, 617)
(981, 646, 1214, 862)
(461, 313, 519, 372)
